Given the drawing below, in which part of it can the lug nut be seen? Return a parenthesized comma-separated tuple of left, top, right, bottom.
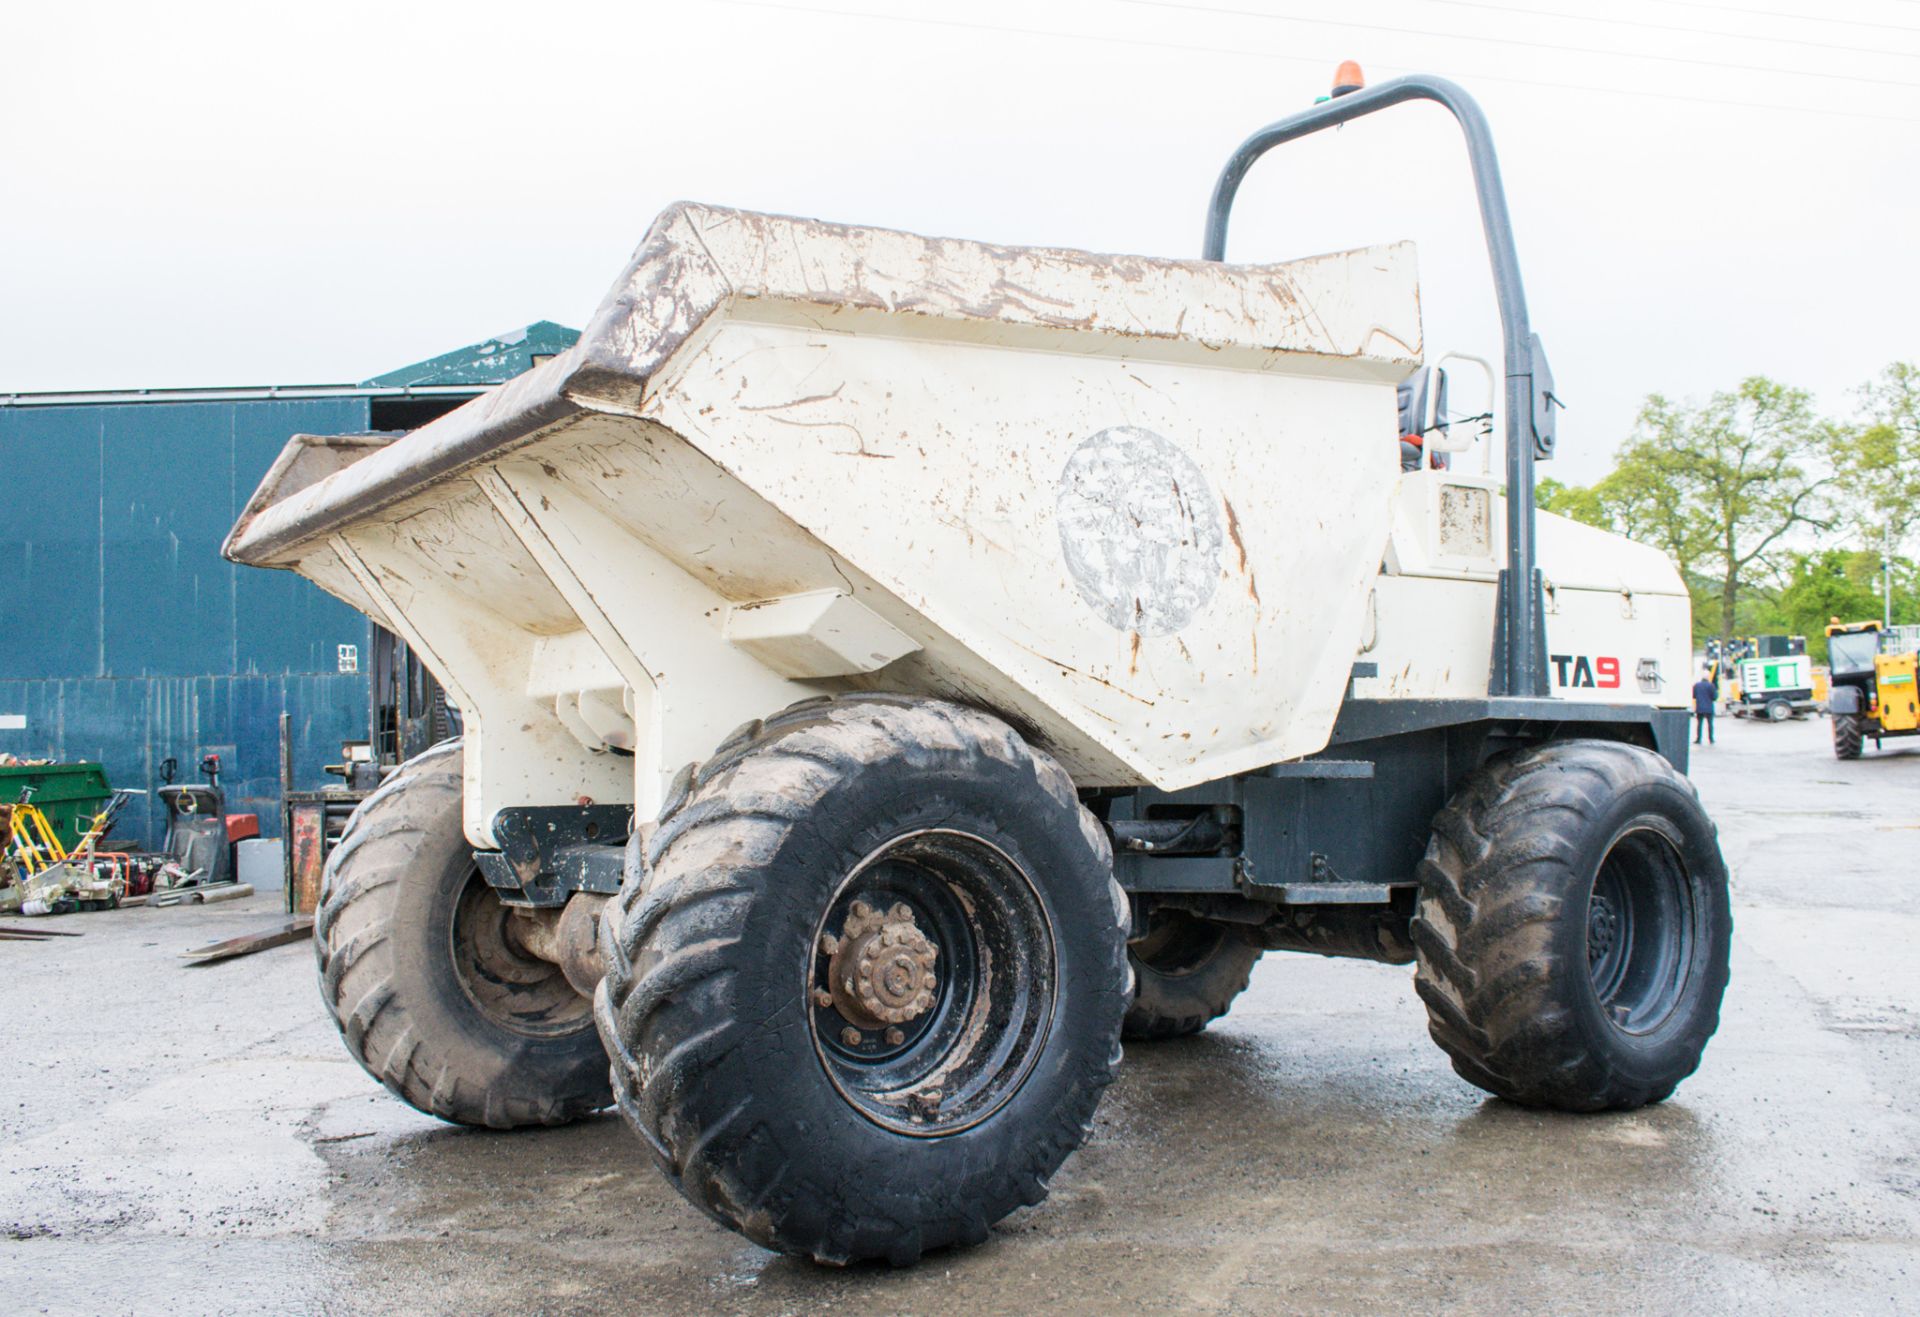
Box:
(812, 988, 834, 1008)
(841, 1026, 863, 1047)
(851, 900, 871, 919)
(819, 933, 839, 956)
(885, 1027, 905, 1045)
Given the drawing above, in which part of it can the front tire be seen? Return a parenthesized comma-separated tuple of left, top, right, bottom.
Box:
(316, 740, 612, 1128)
(1123, 905, 1263, 1040)
(1412, 739, 1731, 1112)
(1765, 697, 1792, 722)
(1833, 713, 1864, 759)
(596, 695, 1128, 1264)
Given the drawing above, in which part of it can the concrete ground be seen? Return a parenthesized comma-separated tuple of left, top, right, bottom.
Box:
(4, 713, 1917, 1315)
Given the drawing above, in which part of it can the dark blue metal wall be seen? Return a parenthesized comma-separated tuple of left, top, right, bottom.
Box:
(0, 398, 375, 846)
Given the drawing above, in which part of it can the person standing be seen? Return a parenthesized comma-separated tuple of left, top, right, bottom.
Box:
(1692, 669, 1718, 746)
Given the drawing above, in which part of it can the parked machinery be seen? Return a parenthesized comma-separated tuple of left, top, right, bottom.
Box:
(0, 788, 145, 915)
(226, 71, 1730, 1265)
(1827, 620, 1920, 758)
(0, 755, 255, 913)
(156, 754, 244, 889)
(1727, 635, 1817, 721)
(4, 791, 73, 877)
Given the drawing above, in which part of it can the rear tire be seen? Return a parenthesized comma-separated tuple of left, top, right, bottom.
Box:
(596, 695, 1128, 1264)
(316, 740, 612, 1128)
(1123, 906, 1263, 1040)
(1411, 739, 1731, 1112)
(1833, 713, 1864, 760)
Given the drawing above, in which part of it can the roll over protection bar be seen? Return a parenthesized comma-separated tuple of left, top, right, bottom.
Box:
(1201, 74, 1555, 700)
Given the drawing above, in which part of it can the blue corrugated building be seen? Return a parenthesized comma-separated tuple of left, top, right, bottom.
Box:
(0, 322, 578, 846)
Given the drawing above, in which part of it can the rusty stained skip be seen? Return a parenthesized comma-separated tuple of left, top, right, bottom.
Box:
(227, 199, 1427, 835)
(225, 204, 1420, 572)
(227, 432, 402, 550)
(694, 205, 1322, 346)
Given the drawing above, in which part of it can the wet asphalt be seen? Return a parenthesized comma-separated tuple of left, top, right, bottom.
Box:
(4, 712, 1917, 1315)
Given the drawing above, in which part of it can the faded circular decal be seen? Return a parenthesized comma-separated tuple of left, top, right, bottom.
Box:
(1055, 426, 1223, 636)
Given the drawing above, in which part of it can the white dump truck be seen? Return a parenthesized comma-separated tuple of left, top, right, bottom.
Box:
(227, 73, 1730, 1265)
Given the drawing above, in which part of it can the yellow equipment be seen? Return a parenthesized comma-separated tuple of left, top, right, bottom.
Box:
(1826, 620, 1920, 758)
(0, 790, 144, 916)
(6, 794, 70, 875)
(1877, 651, 1920, 733)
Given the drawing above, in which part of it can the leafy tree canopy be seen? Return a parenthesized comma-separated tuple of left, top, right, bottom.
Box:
(1740, 549, 1916, 663)
(1535, 376, 1833, 648)
(1831, 362, 1920, 557)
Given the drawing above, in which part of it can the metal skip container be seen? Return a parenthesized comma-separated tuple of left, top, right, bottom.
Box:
(225, 202, 1424, 846)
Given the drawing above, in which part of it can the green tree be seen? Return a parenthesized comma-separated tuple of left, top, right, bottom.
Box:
(1535, 461, 1710, 585)
(1745, 549, 1916, 662)
(1535, 476, 1606, 526)
(1620, 377, 1832, 652)
(1832, 361, 1920, 563)
(1592, 458, 1711, 587)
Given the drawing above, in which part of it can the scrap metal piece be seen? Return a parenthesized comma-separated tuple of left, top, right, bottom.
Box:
(182, 915, 315, 964)
(154, 881, 254, 908)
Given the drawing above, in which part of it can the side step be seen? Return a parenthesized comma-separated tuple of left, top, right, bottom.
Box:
(1259, 882, 1395, 904)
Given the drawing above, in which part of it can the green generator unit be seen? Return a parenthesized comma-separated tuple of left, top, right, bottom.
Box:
(1732, 636, 1816, 721)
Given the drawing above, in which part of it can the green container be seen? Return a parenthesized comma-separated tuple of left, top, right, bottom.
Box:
(0, 762, 113, 849)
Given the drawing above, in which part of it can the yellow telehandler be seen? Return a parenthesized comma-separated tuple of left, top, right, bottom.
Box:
(1826, 620, 1920, 758)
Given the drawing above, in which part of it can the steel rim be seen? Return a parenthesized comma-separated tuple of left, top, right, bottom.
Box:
(807, 828, 1056, 1137)
(1584, 824, 1696, 1035)
(449, 870, 592, 1037)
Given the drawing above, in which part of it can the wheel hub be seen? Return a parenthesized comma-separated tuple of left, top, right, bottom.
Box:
(1587, 892, 1620, 964)
(826, 900, 939, 1029)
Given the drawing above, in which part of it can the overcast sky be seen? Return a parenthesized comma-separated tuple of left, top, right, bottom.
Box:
(5, 0, 1918, 483)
